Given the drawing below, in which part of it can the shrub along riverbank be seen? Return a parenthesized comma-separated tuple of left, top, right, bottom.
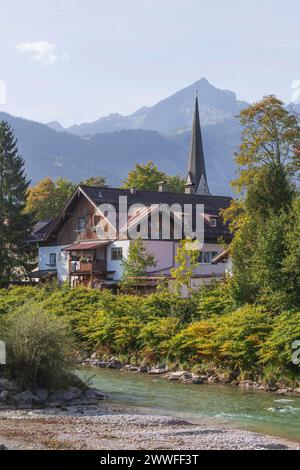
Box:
(0, 291, 108, 408)
(0, 283, 299, 389)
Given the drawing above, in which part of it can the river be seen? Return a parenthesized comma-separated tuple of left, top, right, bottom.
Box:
(78, 368, 300, 443)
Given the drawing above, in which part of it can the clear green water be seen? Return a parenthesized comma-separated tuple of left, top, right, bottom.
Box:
(78, 368, 300, 443)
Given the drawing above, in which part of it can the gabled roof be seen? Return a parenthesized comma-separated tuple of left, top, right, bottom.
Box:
(80, 185, 230, 211)
(28, 220, 54, 242)
(41, 185, 232, 243)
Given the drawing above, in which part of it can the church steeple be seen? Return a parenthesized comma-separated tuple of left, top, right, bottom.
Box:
(185, 95, 210, 195)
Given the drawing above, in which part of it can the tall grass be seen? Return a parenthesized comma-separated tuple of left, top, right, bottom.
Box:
(1, 301, 74, 388)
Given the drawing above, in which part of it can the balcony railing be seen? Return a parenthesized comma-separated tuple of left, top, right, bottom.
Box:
(69, 259, 106, 274)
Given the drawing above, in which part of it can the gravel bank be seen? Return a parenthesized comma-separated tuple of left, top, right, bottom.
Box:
(0, 407, 298, 450)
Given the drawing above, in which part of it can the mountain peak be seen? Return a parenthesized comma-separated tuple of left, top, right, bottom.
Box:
(65, 78, 243, 136)
(46, 121, 65, 132)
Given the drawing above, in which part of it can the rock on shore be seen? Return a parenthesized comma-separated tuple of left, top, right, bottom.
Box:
(0, 377, 108, 410)
(81, 355, 300, 396)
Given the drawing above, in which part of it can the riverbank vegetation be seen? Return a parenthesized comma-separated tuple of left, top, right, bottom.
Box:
(0, 283, 299, 385)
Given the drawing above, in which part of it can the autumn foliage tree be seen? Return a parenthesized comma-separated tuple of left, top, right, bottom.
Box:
(26, 175, 109, 221)
(223, 96, 300, 307)
(25, 177, 76, 221)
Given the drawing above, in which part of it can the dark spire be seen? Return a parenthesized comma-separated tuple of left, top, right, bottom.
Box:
(185, 96, 210, 195)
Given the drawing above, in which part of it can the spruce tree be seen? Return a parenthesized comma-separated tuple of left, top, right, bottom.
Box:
(0, 121, 33, 285)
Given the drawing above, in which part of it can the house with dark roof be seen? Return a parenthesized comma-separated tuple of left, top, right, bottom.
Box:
(30, 97, 232, 290)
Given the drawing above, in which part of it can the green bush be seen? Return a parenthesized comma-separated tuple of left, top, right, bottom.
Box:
(211, 305, 272, 372)
(81, 309, 142, 356)
(195, 279, 236, 319)
(0, 285, 46, 315)
(259, 310, 300, 372)
(169, 305, 273, 375)
(138, 317, 181, 360)
(143, 290, 197, 322)
(1, 301, 74, 388)
(168, 318, 217, 364)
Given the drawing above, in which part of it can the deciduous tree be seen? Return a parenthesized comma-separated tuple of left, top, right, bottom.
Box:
(122, 161, 185, 192)
(170, 240, 199, 295)
(80, 176, 107, 187)
(25, 177, 76, 220)
(222, 96, 300, 307)
(120, 238, 156, 294)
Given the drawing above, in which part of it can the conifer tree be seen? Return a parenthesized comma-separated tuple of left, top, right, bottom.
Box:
(0, 121, 34, 285)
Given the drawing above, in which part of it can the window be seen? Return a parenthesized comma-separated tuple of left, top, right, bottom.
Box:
(198, 251, 219, 264)
(203, 252, 212, 264)
(77, 217, 86, 232)
(49, 253, 56, 267)
(111, 247, 123, 261)
(210, 218, 217, 227)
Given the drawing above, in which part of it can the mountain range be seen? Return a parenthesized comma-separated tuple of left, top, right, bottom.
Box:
(0, 78, 254, 195)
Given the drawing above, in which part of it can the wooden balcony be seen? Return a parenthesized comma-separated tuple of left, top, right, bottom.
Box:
(69, 259, 106, 274)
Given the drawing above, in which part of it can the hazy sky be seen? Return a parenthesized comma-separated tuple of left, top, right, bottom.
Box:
(0, 0, 300, 126)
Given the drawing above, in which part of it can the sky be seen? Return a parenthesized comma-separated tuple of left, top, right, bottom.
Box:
(0, 0, 300, 126)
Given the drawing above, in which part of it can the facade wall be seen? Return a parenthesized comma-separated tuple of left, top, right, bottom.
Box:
(39, 245, 69, 282)
(144, 241, 227, 277)
(144, 240, 175, 274)
(106, 240, 131, 280)
(57, 197, 101, 245)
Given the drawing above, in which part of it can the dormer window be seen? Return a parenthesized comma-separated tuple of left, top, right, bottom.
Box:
(210, 218, 217, 227)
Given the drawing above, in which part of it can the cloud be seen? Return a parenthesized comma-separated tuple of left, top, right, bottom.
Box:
(16, 41, 67, 66)
(291, 80, 300, 104)
(0, 80, 6, 105)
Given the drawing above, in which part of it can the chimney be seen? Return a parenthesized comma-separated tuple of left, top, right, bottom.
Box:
(130, 188, 137, 195)
(184, 173, 195, 194)
(158, 181, 166, 192)
(184, 183, 195, 194)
